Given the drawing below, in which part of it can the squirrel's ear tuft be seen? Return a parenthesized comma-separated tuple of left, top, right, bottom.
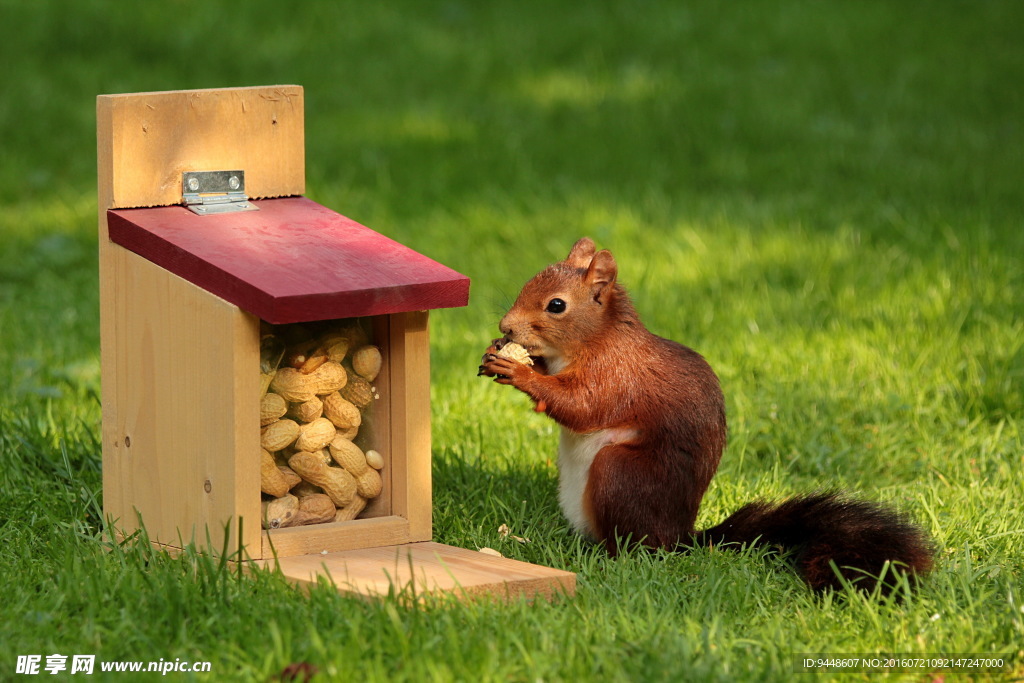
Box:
(565, 237, 597, 268)
(586, 249, 617, 303)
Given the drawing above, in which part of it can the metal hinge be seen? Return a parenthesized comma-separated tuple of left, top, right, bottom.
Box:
(182, 171, 259, 215)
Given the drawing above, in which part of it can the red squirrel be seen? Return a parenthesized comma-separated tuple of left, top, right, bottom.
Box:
(479, 237, 933, 592)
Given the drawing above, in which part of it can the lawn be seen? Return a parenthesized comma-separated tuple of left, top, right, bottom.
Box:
(1, 1, 1022, 680)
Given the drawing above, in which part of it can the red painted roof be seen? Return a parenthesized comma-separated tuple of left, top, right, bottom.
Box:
(107, 196, 470, 324)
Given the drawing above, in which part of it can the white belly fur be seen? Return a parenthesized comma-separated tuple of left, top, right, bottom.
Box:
(557, 426, 635, 538)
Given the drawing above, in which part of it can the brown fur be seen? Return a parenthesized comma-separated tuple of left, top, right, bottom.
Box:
(480, 238, 934, 593)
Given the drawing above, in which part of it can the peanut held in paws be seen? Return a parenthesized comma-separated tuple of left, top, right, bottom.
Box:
(478, 338, 532, 377)
(495, 341, 533, 366)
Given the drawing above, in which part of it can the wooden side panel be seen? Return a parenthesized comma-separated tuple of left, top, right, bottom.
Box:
(97, 86, 304, 212)
(100, 244, 262, 554)
(389, 311, 433, 541)
(260, 542, 577, 602)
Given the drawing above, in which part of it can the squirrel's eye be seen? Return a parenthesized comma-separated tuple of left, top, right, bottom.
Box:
(545, 298, 567, 314)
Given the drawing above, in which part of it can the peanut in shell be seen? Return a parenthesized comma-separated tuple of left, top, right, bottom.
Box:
(288, 451, 357, 508)
(334, 494, 368, 522)
(270, 368, 316, 402)
(340, 373, 373, 408)
(291, 493, 337, 526)
(329, 437, 369, 476)
(261, 419, 300, 452)
(260, 448, 291, 497)
(295, 417, 336, 452)
(322, 392, 361, 430)
(260, 392, 288, 426)
(277, 465, 302, 491)
(351, 345, 383, 381)
(287, 395, 323, 423)
(495, 341, 534, 366)
(321, 336, 350, 363)
(355, 468, 383, 498)
(262, 494, 299, 529)
(309, 361, 348, 395)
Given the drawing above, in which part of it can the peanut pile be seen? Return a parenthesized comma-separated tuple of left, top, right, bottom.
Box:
(258, 321, 385, 529)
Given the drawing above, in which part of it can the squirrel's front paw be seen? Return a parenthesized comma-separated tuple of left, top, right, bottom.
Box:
(479, 355, 531, 385)
(476, 338, 508, 376)
(477, 352, 500, 377)
(478, 338, 534, 380)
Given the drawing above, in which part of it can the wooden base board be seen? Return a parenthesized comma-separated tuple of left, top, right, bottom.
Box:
(254, 542, 576, 602)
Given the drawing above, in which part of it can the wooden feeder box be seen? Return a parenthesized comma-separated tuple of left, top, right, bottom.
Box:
(96, 86, 574, 600)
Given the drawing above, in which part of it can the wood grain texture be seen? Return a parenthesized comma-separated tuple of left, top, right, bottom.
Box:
(388, 311, 433, 541)
(259, 542, 576, 601)
(99, 245, 263, 554)
(97, 86, 304, 211)
(262, 516, 411, 558)
(107, 197, 471, 323)
(97, 87, 294, 555)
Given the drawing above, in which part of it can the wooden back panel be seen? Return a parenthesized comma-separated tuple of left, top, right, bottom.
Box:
(97, 85, 304, 216)
(96, 87, 304, 554)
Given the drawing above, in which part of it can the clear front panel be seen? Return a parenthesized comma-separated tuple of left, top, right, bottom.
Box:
(258, 316, 390, 530)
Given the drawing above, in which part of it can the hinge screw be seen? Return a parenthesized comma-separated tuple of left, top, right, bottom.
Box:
(228, 175, 241, 190)
(187, 177, 201, 191)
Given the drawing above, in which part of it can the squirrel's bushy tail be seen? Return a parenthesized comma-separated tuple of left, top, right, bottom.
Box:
(692, 491, 935, 593)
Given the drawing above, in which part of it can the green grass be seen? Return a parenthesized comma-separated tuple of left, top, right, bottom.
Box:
(1, 0, 1023, 680)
